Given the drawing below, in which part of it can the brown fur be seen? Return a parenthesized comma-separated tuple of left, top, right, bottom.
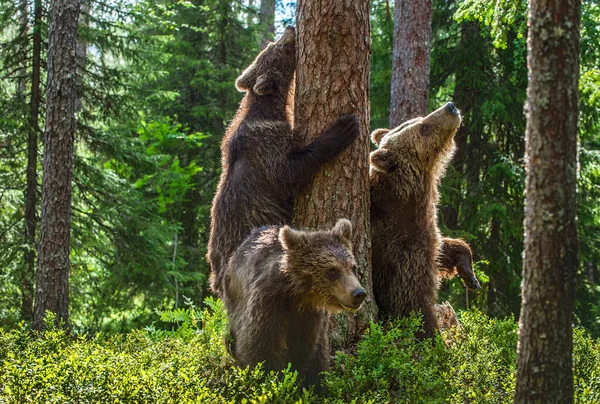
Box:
(223, 219, 366, 387)
(370, 102, 462, 338)
(207, 27, 359, 295)
(438, 237, 481, 290)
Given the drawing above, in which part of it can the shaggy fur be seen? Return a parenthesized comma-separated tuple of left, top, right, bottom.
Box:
(207, 26, 360, 295)
(223, 219, 366, 386)
(370, 102, 463, 338)
(439, 237, 481, 290)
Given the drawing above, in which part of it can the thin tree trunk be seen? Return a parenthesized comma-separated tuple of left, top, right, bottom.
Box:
(514, 0, 580, 400)
(258, 0, 275, 49)
(389, 0, 432, 127)
(17, 0, 29, 96)
(294, 0, 376, 351)
(33, 0, 81, 330)
(22, 0, 44, 322)
(247, 0, 254, 26)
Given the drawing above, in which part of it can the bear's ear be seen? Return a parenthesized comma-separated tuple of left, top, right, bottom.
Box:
(333, 218, 353, 247)
(279, 225, 304, 250)
(370, 149, 395, 173)
(371, 128, 390, 146)
(235, 67, 255, 92)
(253, 74, 277, 95)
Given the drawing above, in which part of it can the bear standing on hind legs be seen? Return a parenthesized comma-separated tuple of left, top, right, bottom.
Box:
(370, 102, 476, 338)
(207, 26, 360, 295)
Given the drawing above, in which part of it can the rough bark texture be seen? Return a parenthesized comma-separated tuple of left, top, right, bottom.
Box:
(294, 0, 376, 351)
(389, 0, 432, 127)
(74, 0, 89, 113)
(33, 0, 80, 330)
(22, 0, 44, 322)
(258, 0, 275, 49)
(514, 0, 580, 401)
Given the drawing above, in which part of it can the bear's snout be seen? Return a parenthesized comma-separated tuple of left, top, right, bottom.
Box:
(445, 102, 458, 115)
(352, 287, 367, 306)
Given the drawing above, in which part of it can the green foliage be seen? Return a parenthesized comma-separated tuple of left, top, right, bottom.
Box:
(444, 311, 517, 403)
(2, 303, 599, 403)
(0, 0, 259, 331)
(323, 316, 449, 403)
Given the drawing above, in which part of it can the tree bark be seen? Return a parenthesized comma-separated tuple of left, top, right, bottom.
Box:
(514, 0, 580, 400)
(22, 0, 44, 322)
(389, 0, 432, 127)
(294, 0, 376, 351)
(17, 0, 29, 96)
(74, 0, 89, 113)
(258, 0, 275, 49)
(33, 0, 81, 330)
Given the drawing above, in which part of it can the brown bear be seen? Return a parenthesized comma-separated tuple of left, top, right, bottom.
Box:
(369, 102, 479, 338)
(438, 237, 481, 290)
(223, 219, 366, 387)
(207, 26, 359, 295)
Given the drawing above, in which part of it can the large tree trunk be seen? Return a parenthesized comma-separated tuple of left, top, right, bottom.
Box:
(33, 0, 80, 330)
(389, 0, 432, 127)
(258, 0, 275, 49)
(514, 0, 580, 400)
(294, 0, 376, 351)
(74, 0, 89, 113)
(22, 0, 44, 322)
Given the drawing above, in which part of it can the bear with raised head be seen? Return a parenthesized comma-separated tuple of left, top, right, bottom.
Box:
(370, 102, 478, 337)
(207, 26, 360, 295)
(223, 219, 366, 386)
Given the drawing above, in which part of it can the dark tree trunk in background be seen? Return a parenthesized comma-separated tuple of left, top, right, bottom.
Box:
(389, 0, 432, 127)
(514, 0, 580, 400)
(33, 0, 81, 330)
(294, 0, 376, 351)
(22, 0, 44, 322)
(258, 0, 275, 49)
(17, 0, 29, 95)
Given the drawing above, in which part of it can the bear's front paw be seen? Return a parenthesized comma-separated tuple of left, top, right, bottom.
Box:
(331, 114, 360, 143)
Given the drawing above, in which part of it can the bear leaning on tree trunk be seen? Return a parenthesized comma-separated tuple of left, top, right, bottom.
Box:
(370, 102, 480, 338)
(222, 219, 367, 387)
(207, 26, 360, 296)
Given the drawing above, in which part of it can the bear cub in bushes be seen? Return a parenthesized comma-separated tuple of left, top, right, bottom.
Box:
(223, 219, 366, 386)
(370, 102, 479, 338)
(207, 26, 359, 295)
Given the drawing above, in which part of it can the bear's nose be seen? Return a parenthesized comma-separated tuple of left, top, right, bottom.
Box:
(445, 102, 458, 114)
(352, 288, 367, 304)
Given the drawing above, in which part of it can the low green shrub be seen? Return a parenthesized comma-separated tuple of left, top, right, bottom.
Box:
(1, 300, 599, 403)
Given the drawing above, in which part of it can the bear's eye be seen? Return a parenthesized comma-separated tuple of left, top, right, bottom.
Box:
(421, 124, 431, 135)
(352, 265, 358, 277)
(326, 268, 340, 281)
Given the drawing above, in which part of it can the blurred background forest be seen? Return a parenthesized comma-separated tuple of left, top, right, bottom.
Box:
(0, 0, 599, 336)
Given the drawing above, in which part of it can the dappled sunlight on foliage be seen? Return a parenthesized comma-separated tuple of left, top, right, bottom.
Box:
(1, 300, 599, 403)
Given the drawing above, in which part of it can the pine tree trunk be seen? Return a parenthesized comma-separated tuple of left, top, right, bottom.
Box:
(258, 0, 275, 49)
(17, 0, 29, 96)
(33, 0, 80, 330)
(22, 0, 44, 322)
(389, 0, 432, 127)
(514, 0, 580, 400)
(74, 0, 89, 113)
(294, 0, 376, 351)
